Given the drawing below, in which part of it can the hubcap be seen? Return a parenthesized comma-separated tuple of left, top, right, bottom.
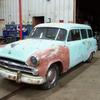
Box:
(90, 53, 93, 61)
(47, 68, 57, 85)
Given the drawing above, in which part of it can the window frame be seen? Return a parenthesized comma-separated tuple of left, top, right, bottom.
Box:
(56, 28, 67, 41)
(30, 27, 67, 41)
(67, 29, 81, 42)
(87, 29, 93, 38)
(80, 29, 88, 39)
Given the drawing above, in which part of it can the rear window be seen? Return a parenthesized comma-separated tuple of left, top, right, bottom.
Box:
(88, 29, 93, 38)
(81, 29, 87, 39)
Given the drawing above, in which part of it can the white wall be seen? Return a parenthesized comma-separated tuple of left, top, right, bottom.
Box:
(0, 0, 74, 24)
(0, 0, 19, 24)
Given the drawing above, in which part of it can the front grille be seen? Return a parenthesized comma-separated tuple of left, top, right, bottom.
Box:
(0, 57, 33, 74)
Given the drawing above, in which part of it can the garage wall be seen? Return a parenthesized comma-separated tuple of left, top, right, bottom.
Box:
(0, 0, 19, 24)
(0, 20, 5, 36)
(0, 0, 74, 24)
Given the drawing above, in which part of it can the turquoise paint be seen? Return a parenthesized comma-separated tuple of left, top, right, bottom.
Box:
(66, 37, 97, 68)
(66, 40, 83, 68)
(0, 23, 97, 69)
(0, 39, 64, 62)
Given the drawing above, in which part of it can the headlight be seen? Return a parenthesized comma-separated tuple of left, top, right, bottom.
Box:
(31, 56, 39, 66)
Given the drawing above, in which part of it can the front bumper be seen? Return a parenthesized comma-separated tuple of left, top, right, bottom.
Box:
(0, 67, 46, 85)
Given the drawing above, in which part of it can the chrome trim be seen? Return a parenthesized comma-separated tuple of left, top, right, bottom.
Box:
(0, 59, 27, 68)
(0, 63, 32, 74)
(0, 57, 39, 75)
(0, 67, 46, 85)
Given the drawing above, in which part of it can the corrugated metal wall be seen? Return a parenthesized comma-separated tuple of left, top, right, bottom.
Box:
(0, 0, 74, 24)
(0, 0, 19, 24)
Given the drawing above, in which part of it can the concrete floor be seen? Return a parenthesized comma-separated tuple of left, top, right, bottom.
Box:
(0, 51, 100, 100)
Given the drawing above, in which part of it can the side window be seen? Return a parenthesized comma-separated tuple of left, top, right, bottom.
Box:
(81, 29, 87, 39)
(57, 29, 67, 41)
(88, 29, 93, 38)
(67, 29, 81, 41)
(45, 28, 58, 39)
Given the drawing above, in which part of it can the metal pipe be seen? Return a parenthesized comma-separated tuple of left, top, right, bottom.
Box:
(19, 0, 22, 40)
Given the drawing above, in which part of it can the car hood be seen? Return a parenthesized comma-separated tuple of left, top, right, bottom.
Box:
(0, 39, 64, 62)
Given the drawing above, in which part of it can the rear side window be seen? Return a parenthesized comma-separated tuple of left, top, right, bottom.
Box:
(88, 29, 93, 38)
(67, 29, 81, 41)
(81, 29, 87, 39)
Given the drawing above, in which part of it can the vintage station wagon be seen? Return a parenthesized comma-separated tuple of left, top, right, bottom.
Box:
(0, 23, 97, 89)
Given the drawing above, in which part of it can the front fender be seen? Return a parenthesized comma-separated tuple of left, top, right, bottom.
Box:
(38, 46, 69, 77)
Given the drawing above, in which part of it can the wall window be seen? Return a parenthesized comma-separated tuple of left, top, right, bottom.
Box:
(81, 29, 87, 39)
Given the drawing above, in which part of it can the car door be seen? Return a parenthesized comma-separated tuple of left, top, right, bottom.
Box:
(80, 29, 89, 61)
(87, 29, 97, 58)
(66, 29, 83, 68)
(80, 29, 97, 61)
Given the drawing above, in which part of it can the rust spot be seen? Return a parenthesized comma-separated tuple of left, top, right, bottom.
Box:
(26, 45, 69, 77)
(8, 75, 17, 81)
(39, 46, 69, 76)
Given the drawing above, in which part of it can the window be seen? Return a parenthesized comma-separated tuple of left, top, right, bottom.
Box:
(88, 29, 93, 38)
(31, 28, 47, 39)
(30, 27, 59, 40)
(29, 27, 67, 41)
(45, 28, 58, 40)
(67, 29, 81, 41)
(57, 29, 67, 41)
(81, 29, 87, 39)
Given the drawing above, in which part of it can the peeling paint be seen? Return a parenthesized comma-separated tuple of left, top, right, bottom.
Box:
(0, 23, 96, 86)
(27, 45, 69, 77)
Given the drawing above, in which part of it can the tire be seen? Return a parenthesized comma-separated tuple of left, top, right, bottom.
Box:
(41, 64, 59, 90)
(87, 52, 94, 63)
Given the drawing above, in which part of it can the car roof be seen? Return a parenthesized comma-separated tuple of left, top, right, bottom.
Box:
(35, 23, 91, 30)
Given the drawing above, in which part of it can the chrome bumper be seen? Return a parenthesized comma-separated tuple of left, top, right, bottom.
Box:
(0, 67, 46, 85)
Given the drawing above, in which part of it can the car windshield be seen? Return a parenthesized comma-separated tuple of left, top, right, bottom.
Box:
(29, 27, 67, 41)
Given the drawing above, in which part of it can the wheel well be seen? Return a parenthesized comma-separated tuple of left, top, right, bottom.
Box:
(50, 61, 63, 76)
(90, 51, 95, 56)
(92, 51, 95, 54)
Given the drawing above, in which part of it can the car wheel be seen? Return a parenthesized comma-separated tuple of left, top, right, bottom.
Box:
(87, 52, 94, 63)
(41, 64, 59, 90)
